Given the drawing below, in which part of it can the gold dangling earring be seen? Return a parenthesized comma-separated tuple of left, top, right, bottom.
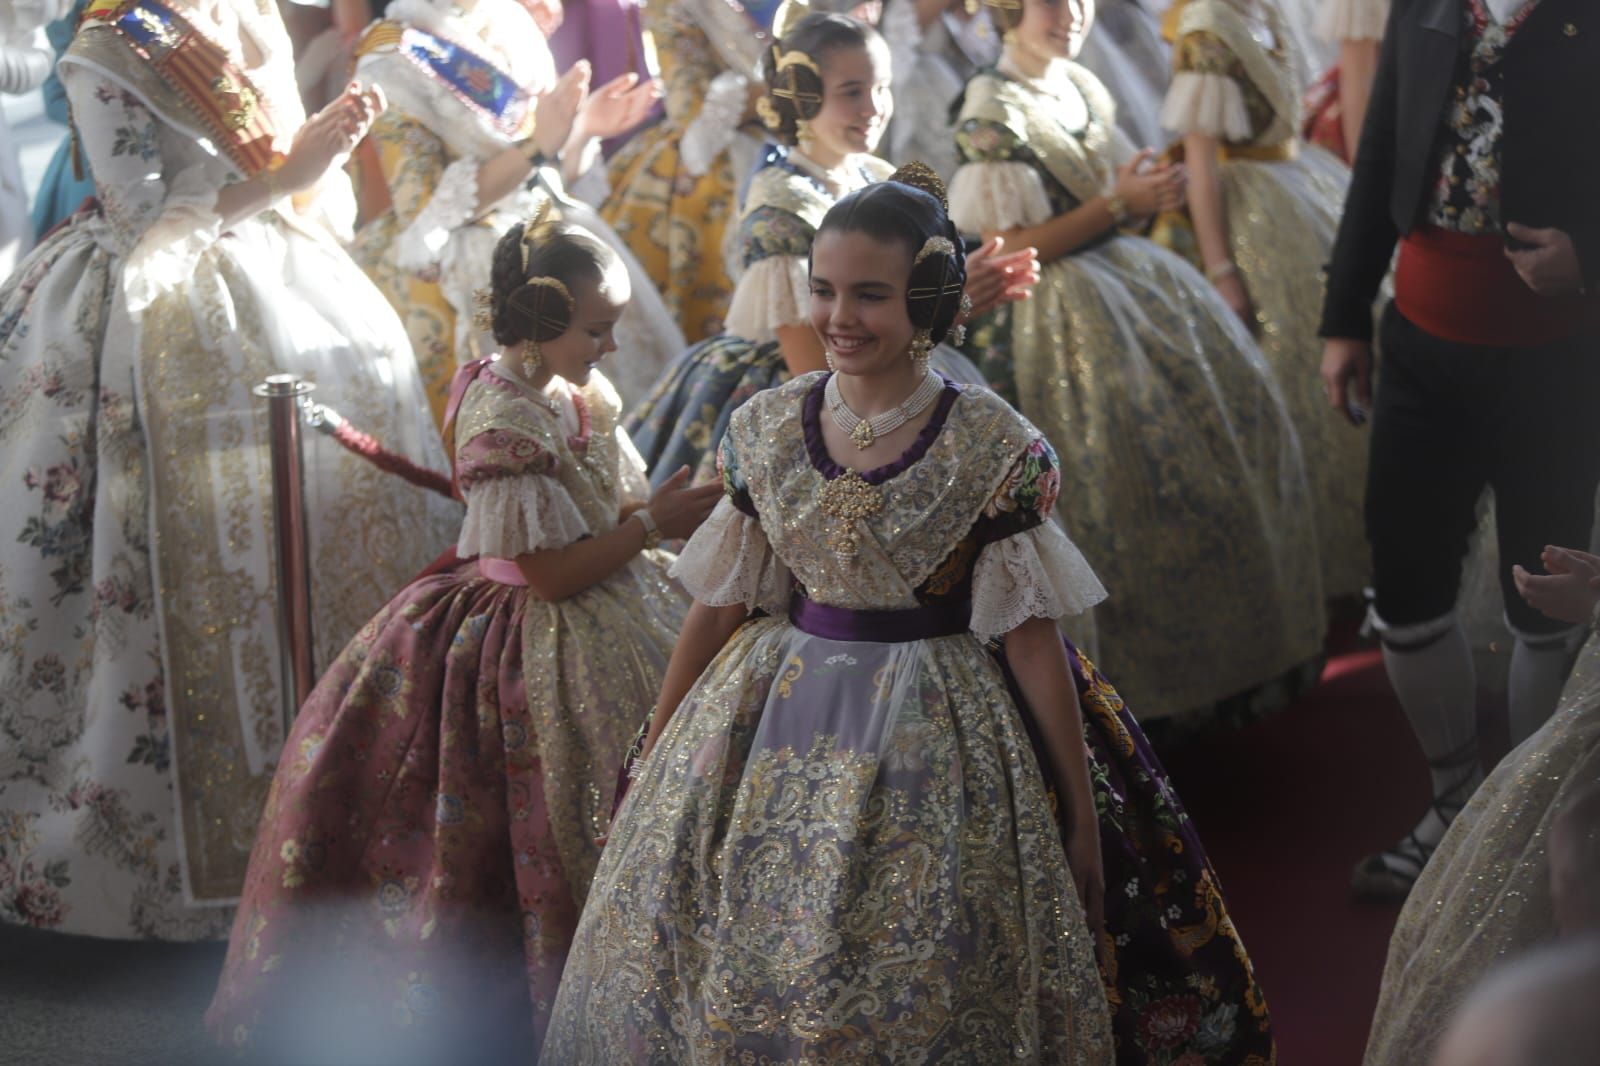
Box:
(796, 117, 814, 147)
(522, 337, 543, 378)
(824, 345, 837, 372)
(909, 329, 933, 375)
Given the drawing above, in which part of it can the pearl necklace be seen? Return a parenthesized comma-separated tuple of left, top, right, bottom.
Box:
(825, 370, 943, 450)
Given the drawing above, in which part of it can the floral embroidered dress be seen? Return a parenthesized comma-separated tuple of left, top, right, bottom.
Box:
(1362, 633, 1600, 1065)
(1158, 0, 1367, 599)
(951, 62, 1325, 718)
(548, 372, 1276, 1064)
(350, 0, 684, 423)
(627, 147, 985, 488)
(0, 0, 457, 941)
(206, 362, 688, 1055)
(596, 0, 779, 343)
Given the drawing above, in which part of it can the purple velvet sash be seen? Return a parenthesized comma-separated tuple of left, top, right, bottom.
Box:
(787, 597, 970, 643)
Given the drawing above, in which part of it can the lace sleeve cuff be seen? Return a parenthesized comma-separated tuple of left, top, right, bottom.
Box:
(949, 161, 1054, 234)
(969, 521, 1108, 639)
(1159, 71, 1253, 142)
(724, 255, 810, 340)
(396, 155, 481, 274)
(1315, 0, 1389, 41)
(680, 71, 748, 179)
(122, 162, 223, 314)
(457, 473, 592, 557)
(670, 497, 791, 613)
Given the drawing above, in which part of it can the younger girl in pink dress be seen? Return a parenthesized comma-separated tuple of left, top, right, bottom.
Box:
(206, 216, 720, 1063)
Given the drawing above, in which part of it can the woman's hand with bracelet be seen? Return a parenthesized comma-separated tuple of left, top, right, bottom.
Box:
(1206, 259, 1254, 325)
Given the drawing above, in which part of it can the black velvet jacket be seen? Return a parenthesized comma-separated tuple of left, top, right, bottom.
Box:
(1320, 0, 1600, 341)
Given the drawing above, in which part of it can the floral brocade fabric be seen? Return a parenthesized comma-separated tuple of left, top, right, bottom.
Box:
(1000, 641, 1279, 1065)
(1160, 4, 1369, 600)
(206, 366, 686, 1055)
(627, 334, 787, 488)
(953, 69, 1326, 718)
(544, 375, 1115, 1062)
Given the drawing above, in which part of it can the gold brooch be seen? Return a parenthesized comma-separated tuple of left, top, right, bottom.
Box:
(817, 470, 881, 558)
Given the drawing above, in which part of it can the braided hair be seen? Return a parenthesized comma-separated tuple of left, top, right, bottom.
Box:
(758, 12, 886, 147)
(813, 164, 968, 345)
(486, 215, 629, 347)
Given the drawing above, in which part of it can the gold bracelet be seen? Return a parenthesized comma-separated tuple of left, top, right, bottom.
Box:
(1105, 194, 1130, 227)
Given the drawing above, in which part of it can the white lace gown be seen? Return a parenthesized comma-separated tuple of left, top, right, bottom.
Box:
(354, 0, 685, 412)
(0, 0, 458, 939)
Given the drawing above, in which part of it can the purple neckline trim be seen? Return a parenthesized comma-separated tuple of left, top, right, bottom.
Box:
(803, 373, 960, 485)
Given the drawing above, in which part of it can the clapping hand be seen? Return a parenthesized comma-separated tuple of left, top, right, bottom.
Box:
(1513, 546, 1600, 625)
(962, 236, 1040, 321)
(1113, 148, 1186, 218)
(276, 82, 386, 194)
(576, 72, 662, 144)
(534, 62, 590, 158)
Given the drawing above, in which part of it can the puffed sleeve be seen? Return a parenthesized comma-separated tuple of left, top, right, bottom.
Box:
(969, 438, 1107, 639)
(950, 119, 1055, 233)
(1158, 30, 1252, 142)
(1315, 0, 1389, 42)
(722, 205, 813, 339)
(455, 427, 593, 556)
(59, 64, 223, 309)
(669, 431, 791, 612)
(357, 109, 471, 275)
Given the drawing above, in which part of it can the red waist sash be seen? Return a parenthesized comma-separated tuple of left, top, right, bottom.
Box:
(1395, 226, 1598, 348)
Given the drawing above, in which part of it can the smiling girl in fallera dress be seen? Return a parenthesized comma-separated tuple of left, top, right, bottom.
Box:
(544, 169, 1275, 1065)
(627, 9, 1034, 488)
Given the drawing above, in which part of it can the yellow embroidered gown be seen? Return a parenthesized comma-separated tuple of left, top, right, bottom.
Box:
(951, 60, 1326, 717)
(351, 0, 684, 423)
(1158, 0, 1368, 599)
(598, 0, 776, 343)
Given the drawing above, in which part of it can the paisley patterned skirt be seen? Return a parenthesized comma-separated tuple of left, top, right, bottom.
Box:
(1155, 151, 1369, 600)
(206, 554, 684, 1059)
(989, 236, 1327, 717)
(599, 122, 741, 345)
(543, 618, 1115, 1064)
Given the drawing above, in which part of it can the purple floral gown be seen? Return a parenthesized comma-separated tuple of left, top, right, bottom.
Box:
(206, 361, 687, 1059)
(547, 371, 1277, 1064)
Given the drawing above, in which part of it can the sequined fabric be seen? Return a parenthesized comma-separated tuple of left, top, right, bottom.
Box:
(954, 69, 1326, 717)
(1163, 2, 1370, 599)
(205, 367, 686, 1053)
(544, 375, 1114, 1062)
(1362, 635, 1600, 1066)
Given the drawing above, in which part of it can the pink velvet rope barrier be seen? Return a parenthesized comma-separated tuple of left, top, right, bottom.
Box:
(306, 403, 455, 500)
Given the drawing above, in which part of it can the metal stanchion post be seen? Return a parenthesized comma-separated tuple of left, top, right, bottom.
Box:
(253, 374, 317, 732)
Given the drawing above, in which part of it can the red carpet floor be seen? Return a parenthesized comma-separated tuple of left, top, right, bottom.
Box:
(1159, 643, 1435, 1066)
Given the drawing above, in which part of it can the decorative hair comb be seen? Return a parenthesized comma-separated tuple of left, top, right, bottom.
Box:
(913, 236, 957, 267)
(888, 161, 950, 211)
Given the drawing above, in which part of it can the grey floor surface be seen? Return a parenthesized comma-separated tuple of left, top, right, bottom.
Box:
(0, 923, 228, 1066)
